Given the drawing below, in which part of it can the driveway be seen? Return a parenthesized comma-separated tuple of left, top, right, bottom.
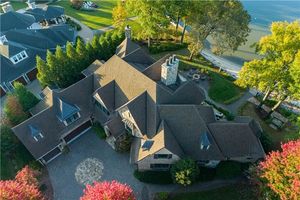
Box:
(47, 129, 175, 200)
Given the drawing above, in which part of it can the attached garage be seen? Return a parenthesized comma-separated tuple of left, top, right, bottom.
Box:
(41, 147, 62, 164)
(64, 120, 92, 144)
(27, 68, 38, 81)
(13, 76, 27, 85)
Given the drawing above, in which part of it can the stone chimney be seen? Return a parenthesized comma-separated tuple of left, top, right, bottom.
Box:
(26, 0, 36, 9)
(161, 55, 179, 86)
(0, 2, 14, 13)
(125, 25, 131, 39)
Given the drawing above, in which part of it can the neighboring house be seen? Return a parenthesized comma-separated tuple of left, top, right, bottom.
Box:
(12, 28, 265, 169)
(0, 2, 75, 97)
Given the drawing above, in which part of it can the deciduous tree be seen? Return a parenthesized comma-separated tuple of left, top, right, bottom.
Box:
(188, 0, 250, 60)
(112, 2, 128, 31)
(80, 180, 136, 200)
(3, 95, 28, 126)
(237, 21, 300, 113)
(250, 139, 300, 200)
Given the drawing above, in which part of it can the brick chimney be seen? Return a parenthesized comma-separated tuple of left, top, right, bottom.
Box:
(125, 25, 131, 39)
(161, 55, 179, 86)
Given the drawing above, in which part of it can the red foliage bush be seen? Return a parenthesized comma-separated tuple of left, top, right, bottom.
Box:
(15, 165, 40, 187)
(80, 180, 136, 200)
(256, 139, 300, 200)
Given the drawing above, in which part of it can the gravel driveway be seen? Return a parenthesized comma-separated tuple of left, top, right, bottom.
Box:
(47, 129, 147, 200)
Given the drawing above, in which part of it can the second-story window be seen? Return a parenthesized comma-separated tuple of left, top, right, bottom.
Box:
(154, 154, 172, 159)
(10, 51, 28, 64)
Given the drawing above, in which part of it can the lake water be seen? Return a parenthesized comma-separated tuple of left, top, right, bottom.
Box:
(207, 0, 300, 66)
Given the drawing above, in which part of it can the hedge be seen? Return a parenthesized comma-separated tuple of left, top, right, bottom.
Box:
(133, 170, 173, 184)
(149, 42, 188, 54)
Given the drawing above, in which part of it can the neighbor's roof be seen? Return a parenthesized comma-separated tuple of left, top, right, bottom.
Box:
(25, 6, 64, 22)
(0, 11, 35, 33)
(1, 25, 76, 83)
(12, 75, 94, 159)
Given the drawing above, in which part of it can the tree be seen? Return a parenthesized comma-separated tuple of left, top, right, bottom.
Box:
(0, 125, 19, 155)
(70, 0, 83, 10)
(187, 0, 250, 60)
(76, 39, 89, 69)
(13, 82, 39, 112)
(36, 55, 53, 88)
(171, 158, 200, 186)
(237, 21, 300, 113)
(250, 140, 300, 200)
(112, 2, 128, 31)
(15, 166, 40, 188)
(126, 0, 169, 47)
(3, 95, 28, 126)
(0, 166, 43, 200)
(80, 180, 136, 200)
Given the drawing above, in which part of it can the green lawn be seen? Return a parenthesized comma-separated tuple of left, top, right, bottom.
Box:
(51, 0, 118, 29)
(0, 1, 27, 12)
(171, 184, 256, 200)
(239, 102, 300, 150)
(152, 49, 244, 105)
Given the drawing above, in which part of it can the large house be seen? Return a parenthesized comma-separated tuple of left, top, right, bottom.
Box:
(0, 2, 75, 97)
(13, 28, 265, 170)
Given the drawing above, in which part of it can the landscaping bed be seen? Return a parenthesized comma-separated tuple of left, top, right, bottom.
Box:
(133, 170, 173, 184)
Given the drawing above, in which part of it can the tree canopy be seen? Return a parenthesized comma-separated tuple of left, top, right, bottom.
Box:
(171, 158, 200, 186)
(187, 0, 250, 60)
(13, 82, 39, 112)
(237, 21, 300, 111)
(80, 181, 136, 200)
(112, 2, 128, 30)
(251, 139, 300, 200)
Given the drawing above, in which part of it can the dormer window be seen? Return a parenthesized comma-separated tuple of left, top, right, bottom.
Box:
(200, 132, 211, 150)
(10, 51, 28, 64)
(29, 125, 44, 142)
(57, 98, 81, 126)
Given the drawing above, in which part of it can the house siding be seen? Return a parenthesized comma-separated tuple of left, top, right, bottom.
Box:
(137, 148, 180, 171)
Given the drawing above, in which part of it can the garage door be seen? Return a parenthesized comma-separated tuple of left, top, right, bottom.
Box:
(42, 147, 62, 164)
(27, 68, 38, 81)
(0, 87, 6, 97)
(13, 76, 27, 85)
(64, 120, 92, 144)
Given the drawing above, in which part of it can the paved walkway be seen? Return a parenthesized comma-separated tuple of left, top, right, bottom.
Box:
(47, 130, 239, 200)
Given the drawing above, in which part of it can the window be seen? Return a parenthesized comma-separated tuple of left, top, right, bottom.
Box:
(10, 51, 28, 64)
(154, 154, 172, 159)
(150, 164, 170, 169)
(64, 112, 80, 126)
(95, 101, 110, 115)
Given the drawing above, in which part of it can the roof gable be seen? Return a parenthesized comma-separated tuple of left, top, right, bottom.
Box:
(57, 98, 79, 120)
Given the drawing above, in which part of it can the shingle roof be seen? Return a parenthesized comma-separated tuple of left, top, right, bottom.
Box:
(13, 75, 94, 159)
(116, 38, 141, 58)
(1, 25, 76, 83)
(0, 11, 35, 33)
(104, 115, 125, 138)
(158, 105, 225, 160)
(56, 98, 80, 121)
(93, 80, 115, 112)
(25, 6, 64, 22)
(208, 122, 265, 159)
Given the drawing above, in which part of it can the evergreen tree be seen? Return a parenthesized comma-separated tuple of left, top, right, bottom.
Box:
(76, 39, 89, 70)
(13, 82, 39, 112)
(36, 55, 52, 88)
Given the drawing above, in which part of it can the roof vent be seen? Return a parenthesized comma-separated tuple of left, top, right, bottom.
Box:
(142, 140, 154, 151)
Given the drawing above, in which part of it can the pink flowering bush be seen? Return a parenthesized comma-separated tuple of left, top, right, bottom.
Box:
(252, 139, 300, 200)
(81, 180, 136, 200)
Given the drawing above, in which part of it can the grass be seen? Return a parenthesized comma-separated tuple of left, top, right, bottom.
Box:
(239, 102, 300, 150)
(0, 144, 38, 180)
(51, 0, 117, 29)
(10, 1, 27, 11)
(171, 184, 256, 200)
(152, 49, 245, 104)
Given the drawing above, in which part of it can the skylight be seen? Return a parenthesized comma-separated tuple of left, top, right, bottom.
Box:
(142, 140, 154, 151)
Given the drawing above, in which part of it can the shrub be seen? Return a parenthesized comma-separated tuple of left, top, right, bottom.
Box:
(133, 170, 173, 184)
(92, 122, 106, 139)
(115, 133, 132, 153)
(0, 125, 19, 155)
(154, 192, 169, 200)
(70, 0, 83, 10)
(259, 132, 273, 153)
(13, 82, 39, 112)
(80, 180, 136, 200)
(171, 158, 200, 186)
(66, 17, 82, 31)
(4, 95, 29, 126)
(149, 42, 188, 54)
